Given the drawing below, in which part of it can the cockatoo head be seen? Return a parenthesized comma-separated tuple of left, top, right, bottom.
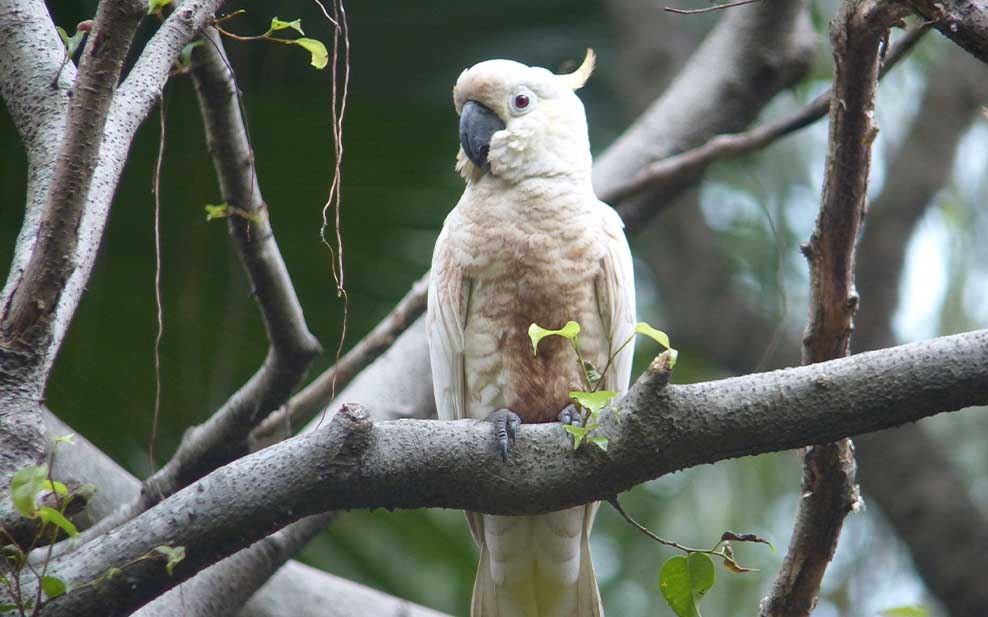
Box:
(453, 50, 596, 184)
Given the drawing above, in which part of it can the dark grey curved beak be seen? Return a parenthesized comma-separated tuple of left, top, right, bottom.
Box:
(459, 101, 505, 169)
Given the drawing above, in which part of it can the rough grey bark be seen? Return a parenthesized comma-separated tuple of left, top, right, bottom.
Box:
(762, 2, 908, 614)
(639, 43, 988, 617)
(852, 47, 988, 617)
(0, 0, 145, 549)
(0, 0, 227, 544)
(12, 329, 988, 617)
(905, 0, 988, 65)
(142, 26, 322, 503)
(251, 273, 430, 450)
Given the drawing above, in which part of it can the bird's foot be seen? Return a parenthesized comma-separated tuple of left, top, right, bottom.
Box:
(558, 404, 584, 446)
(489, 408, 522, 463)
(557, 404, 583, 427)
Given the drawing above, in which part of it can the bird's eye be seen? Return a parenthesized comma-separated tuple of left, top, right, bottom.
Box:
(508, 89, 537, 115)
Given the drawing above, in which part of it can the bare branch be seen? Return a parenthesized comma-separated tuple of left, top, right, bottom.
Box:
(593, 0, 816, 225)
(17, 329, 988, 616)
(665, 0, 761, 15)
(0, 0, 143, 355)
(904, 0, 988, 65)
(762, 2, 909, 615)
(140, 27, 322, 502)
(599, 23, 929, 206)
(251, 272, 429, 450)
(0, 0, 144, 549)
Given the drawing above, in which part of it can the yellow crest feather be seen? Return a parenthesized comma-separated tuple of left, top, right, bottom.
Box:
(559, 49, 596, 91)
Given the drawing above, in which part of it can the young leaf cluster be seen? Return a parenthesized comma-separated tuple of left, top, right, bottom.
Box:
(1, 437, 84, 615)
(1, 434, 186, 616)
(527, 319, 676, 451)
(211, 13, 330, 70)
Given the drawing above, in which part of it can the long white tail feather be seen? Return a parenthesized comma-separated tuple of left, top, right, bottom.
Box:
(470, 504, 603, 617)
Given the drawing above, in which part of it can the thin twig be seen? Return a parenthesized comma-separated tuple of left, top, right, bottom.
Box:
(250, 272, 429, 449)
(608, 498, 716, 555)
(315, 0, 352, 426)
(665, 0, 760, 15)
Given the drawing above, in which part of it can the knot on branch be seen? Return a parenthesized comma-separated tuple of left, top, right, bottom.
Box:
(325, 403, 373, 471)
(642, 350, 675, 390)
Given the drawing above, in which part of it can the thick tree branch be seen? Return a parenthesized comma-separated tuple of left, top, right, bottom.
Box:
(0, 0, 144, 549)
(0, 0, 143, 354)
(37, 317, 439, 617)
(905, 0, 988, 65)
(15, 330, 988, 616)
(762, 2, 908, 615)
(600, 23, 928, 206)
(0, 0, 226, 545)
(140, 27, 322, 504)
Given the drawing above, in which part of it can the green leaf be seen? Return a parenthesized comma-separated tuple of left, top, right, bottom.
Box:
(569, 390, 617, 419)
(148, 0, 172, 15)
(528, 321, 581, 355)
(56, 27, 85, 57)
(77, 483, 99, 500)
(205, 203, 230, 221)
(563, 424, 588, 449)
(54, 433, 76, 445)
(659, 553, 716, 617)
(270, 17, 304, 35)
(11, 464, 48, 517)
(634, 322, 671, 349)
(42, 480, 69, 496)
(881, 607, 928, 617)
(294, 37, 328, 70)
(105, 567, 122, 581)
(154, 545, 186, 576)
(589, 436, 608, 451)
(41, 575, 66, 599)
(179, 41, 203, 67)
(38, 506, 78, 537)
(634, 322, 679, 368)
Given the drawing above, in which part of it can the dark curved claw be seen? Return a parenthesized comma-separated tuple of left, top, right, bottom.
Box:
(557, 404, 583, 446)
(490, 408, 522, 463)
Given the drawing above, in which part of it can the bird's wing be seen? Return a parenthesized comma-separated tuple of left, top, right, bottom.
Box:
(596, 204, 637, 395)
(428, 216, 487, 544)
(427, 222, 469, 422)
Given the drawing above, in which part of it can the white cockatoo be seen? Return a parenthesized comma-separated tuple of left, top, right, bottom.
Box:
(427, 50, 636, 617)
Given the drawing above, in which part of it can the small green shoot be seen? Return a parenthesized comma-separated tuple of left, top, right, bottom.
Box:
(41, 575, 67, 600)
(528, 321, 581, 355)
(11, 464, 49, 518)
(148, 0, 172, 15)
(154, 545, 186, 576)
(211, 13, 330, 70)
